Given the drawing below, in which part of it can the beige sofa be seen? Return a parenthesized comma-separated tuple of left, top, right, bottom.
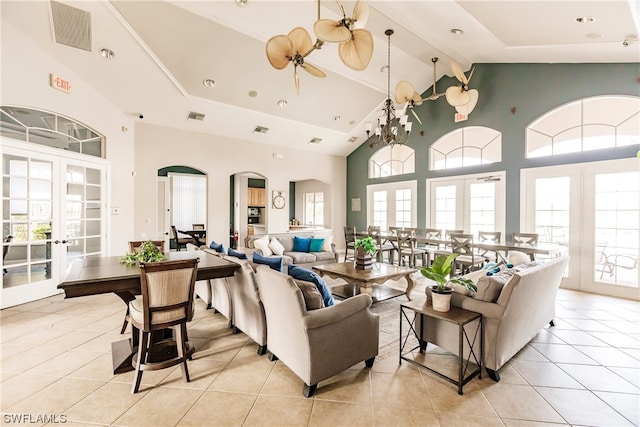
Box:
(420, 255, 570, 381)
(244, 232, 338, 268)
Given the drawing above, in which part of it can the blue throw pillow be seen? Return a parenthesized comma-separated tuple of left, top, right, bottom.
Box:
(227, 247, 247, 259)
(209, 241, 226, 254)
(253, 252, 283, 272)
(309, 238, 325, 252)
(293, 236, 312, 252)
(288, 265, 334, 306)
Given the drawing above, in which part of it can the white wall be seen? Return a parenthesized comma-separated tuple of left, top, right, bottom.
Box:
(133, 123, 347, 250)
(1, 18, 135, 256)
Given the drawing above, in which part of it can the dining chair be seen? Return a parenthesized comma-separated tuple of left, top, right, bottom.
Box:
(191, 224, 207, 245)
(171, 225, 192, 251)
(344, 226, 357, 262)
(512, 232, 539, 260)
(129, 258, 199, 393)
(192, 224, 205, 230)
(477, 231, 502, 263)
(421, 228, 443, 266)
(433, 229, 464, 259)
(367, 225, 395, 264)
(450, 233, 485, 276)
(395, 228, 427, 267)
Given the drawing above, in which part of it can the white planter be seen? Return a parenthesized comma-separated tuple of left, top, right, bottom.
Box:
(431, 288, 452, 312)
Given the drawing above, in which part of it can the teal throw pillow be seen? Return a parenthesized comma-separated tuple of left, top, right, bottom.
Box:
(252, 252, 283, 272)
(227, 248, 247, 259)
(293, 236, 312, 252)
(309, 238, 325, 252)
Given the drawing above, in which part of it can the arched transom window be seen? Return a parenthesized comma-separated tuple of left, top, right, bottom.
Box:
(526, 96, 640, 158)
(430, 126, 502, 170)
(369, 144, 415, 178)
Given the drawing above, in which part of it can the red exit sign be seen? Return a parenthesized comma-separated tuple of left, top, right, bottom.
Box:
(49, 74, 71, 93)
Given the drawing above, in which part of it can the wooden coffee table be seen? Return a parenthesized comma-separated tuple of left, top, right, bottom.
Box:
(312, 262, 417, 303)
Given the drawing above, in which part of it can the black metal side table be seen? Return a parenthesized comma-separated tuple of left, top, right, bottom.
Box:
(400, 300, 483, 395)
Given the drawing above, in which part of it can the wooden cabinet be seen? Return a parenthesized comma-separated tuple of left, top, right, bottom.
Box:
(248, 188, 265, 207)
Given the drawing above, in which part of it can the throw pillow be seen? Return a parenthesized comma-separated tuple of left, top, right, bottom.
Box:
(474, 274, 512, 302)
(209, 241, 225, 254)
(309, 238, 325, 252)
(292, 236, 312, 253)
(269, 237, 285, 256)
(293, 279, 325, 310)
(227, 247, 248, 260)
(453, 269, 486, 296)
(508, 251, 530, 266)
(254, 235, 272, 256)
(288, 265, 334, 306)
(252, 252, 283, 272)
(321, 235, 333, 252)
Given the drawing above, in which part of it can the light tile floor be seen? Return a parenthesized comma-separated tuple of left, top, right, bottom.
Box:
(1, 288, 639, 426)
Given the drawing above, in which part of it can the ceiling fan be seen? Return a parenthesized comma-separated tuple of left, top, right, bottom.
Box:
(266, 27, 326, 95)
(445, 61, 479, 115)
(314, 0, 373, 71)
(393, 57, 446, 124)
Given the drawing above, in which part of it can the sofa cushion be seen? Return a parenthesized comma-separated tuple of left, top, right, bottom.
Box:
(288, 265, 334, 307)
(228, 248, 248, 260)
(253, 252, 283, 272)
(309, 238, 325, 252)
(254, 235, 272, 256)
(276, 236, 295, 252)
(474, 260, 543, 302)
(293, 279, 325, 310)
(293, 236, 312, 252)
(286, 252, 317, 264)
(209, 241, 226, 254)
(269, 237, 285, 256)
(312, 251, 337, 262)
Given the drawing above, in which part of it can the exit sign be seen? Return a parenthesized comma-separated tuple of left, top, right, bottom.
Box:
(50, 74, 71, 93)
(454, 112, 468, 122)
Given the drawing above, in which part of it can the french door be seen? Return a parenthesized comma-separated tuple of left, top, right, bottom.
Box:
(426, 172, 506, 237)
(521, 158, 639, 299)
(1, 139, 107, 308)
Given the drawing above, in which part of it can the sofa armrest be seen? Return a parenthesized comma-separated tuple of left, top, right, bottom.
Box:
(303, 294, 372, 330)
(451, 293, 505, 320)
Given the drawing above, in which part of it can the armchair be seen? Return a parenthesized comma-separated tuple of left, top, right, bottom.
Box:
(255, 265, 379, 397)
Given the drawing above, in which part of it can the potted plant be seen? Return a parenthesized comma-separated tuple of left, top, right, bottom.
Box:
(120, 240, 167, 265)
(420, 254, 477, 312)
(354, 236, 377, 270)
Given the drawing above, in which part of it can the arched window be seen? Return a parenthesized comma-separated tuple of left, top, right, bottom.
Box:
(526, 96, 640, 158)
(430, 126, 501, 170)
(369, 145, 415, 178)
(0, 106, 104, 158)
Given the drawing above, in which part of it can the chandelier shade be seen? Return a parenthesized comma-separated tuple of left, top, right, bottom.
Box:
(365, 29, 412, 147)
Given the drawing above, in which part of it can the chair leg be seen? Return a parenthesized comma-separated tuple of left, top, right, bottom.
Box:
(365, 357, 375, 368)
(257, 345, 267, 356)
(176, 323, 190, 383)
(131, 330, 149, 394)
(120, 310, 129, 334)
(268, 352, 278, 362)
(303, 383, 317, 398)
(486, 368, 501, 382)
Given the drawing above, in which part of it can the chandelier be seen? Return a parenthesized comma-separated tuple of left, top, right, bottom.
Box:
(365, 29, 412, 147)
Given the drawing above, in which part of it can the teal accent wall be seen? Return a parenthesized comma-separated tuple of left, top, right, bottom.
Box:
(347, 63, 640, 235)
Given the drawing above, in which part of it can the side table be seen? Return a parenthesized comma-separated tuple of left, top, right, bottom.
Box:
(399, 300, 483, 395)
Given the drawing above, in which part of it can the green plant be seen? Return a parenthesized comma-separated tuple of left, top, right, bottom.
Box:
(420, 254, 477, 293)
(354, 236, 377, 256)
(120, 240, 167, 265)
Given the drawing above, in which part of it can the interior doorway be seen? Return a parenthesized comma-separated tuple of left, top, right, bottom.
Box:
(230, 172, 267, 248)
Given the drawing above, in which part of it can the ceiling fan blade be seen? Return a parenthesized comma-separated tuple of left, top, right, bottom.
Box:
(455, 89, 479, 115)
(395, 81, 415, 104)
(338, 29, 373, 70)
(301, 62, 326, 78)
(410, 108, 423, 125)
(314, 19, 351, 43)
(411, 92, 424, 106)
(352, 0, 370, 28)
(445, 85, 470, 106)
(288, 27, 313, 55)
(266, 35, 293, 70)
(451, 61, 467, 84)
(293, 65, 300, 95)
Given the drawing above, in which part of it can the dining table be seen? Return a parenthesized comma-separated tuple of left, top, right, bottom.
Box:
(179, 229, 207, 245)
(58, 250, 239, 374)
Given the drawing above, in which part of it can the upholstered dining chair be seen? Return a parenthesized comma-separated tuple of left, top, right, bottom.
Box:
(512, 232, 539, 260)
(343, 226, 357, 262)
(396, 228, 427, 267)
(450, 233, 485, 276)
(129, 258, 199, 394)
(367, 225, 395, 264)
(171, 226, 192, 251)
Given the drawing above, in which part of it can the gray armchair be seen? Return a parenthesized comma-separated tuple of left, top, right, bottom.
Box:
(255, 265, 380, 397)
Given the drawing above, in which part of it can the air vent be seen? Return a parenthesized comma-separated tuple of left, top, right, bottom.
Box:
(309, 137, 322, 144)
(50, 1, 92, 52)
(187, 111, 205, 121)
(348, 136, 358, 142)
(253, 125, 269, 134)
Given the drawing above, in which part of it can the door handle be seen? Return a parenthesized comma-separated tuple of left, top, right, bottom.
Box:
(53, 240, 69, 244)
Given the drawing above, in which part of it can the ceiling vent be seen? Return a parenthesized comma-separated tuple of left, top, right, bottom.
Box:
(50, 1, 92, 52)
(348, 136, 358, 142)
(309, 137, 322, 144)
(253, 125, 269, 134)
(187, 111, 205, 121)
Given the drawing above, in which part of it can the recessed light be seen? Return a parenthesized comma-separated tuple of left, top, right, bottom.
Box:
(450, 28, 464, 35)
(348, 136, 357, 142)
(248, 90, 258, 97)
(99, 48, 115, 59)
(202, 78, 216, 88)
(236, 0, 248, 7)
(576, 16, 595, 23)
(277, 99, 288, 108)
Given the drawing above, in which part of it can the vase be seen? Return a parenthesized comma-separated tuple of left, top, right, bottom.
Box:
(355, 247, 373, 270)
(431, 286, 453, 312)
